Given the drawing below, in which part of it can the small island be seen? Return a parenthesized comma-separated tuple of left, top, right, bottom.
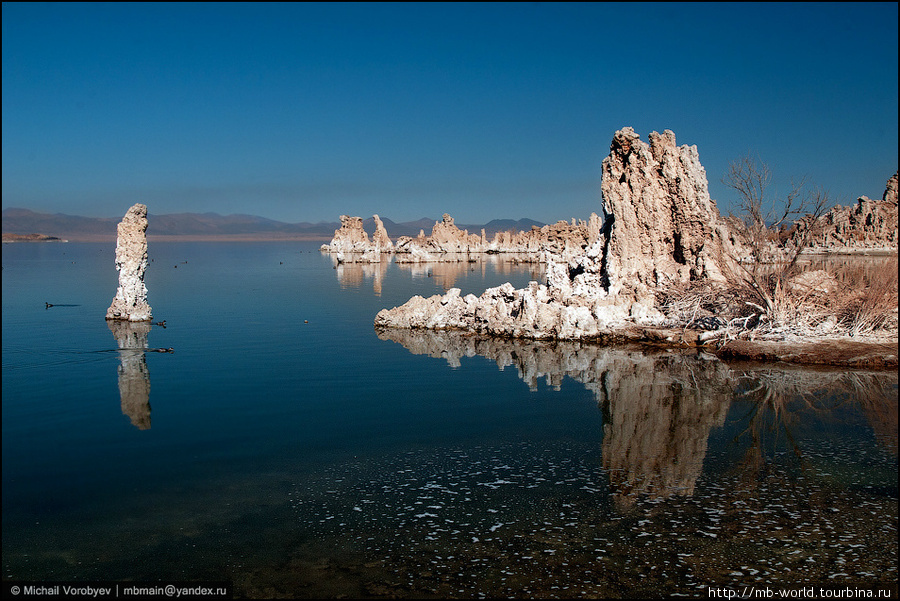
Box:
(2, 233, 68, 243)
(351, 128, 898, 369)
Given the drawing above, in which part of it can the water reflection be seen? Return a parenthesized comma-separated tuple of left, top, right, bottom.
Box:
(332, 253, 545, 293)
(377, 329, 734, 507)
(598, 351, 732, 509)
(107, 320, 151, 430)
(733, 367, 899, 458)
(376, 328, 898, 506)
(394, 254, 545, 290)
(333, 257, 389, 295)
(798, 254, 897, 288)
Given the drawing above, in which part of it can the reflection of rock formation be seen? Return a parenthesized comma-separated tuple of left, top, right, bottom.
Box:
(394, 256, 546, 291)
(380, 328, 897, 511)
(376, 328, 732, 507)
(598, 351, 732, 509)
(333, 258, 389, 295)
(854, 373, 899, 457)
(329, 252, 547, 295)
(375, 128, 744, 339)
(396, 261, 470, 290)
(106, 204, 152, 321)
(107, 320, 151, 430)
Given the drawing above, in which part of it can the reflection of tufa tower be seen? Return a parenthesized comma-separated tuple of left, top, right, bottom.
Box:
(106, 203, 152, 322)
(107, 320, 151, 430)
(597, 352, 732, 510)
(376, 328, 734, 509)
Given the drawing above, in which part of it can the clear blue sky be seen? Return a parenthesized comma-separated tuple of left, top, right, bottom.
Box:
(2, 2, 897, 224)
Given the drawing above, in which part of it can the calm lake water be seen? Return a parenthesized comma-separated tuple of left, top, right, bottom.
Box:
(2, 241, 897, 598)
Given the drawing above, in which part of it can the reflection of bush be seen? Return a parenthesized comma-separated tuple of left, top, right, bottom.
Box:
(730, 368, 898, 485)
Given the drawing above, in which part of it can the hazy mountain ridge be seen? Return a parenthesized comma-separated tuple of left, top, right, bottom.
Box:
(1, 208, 546, 240)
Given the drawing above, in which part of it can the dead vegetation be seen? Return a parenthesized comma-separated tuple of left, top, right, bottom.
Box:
(656, 154, 897, 345)
(660, 157, 898, 342)
(661, 256, 898, 343)
(832, 256, 899, 337)
(720, 154, 829, 316)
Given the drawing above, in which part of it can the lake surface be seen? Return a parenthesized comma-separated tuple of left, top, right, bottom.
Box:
(2, 242, 897, 598)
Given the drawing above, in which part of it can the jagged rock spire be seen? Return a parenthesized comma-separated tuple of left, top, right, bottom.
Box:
(106, 204, 152, 322)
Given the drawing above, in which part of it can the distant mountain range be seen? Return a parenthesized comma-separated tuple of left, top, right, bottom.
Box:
(1, 208, 546, 241)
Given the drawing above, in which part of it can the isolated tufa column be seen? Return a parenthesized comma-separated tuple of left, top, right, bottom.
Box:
(106, 203, 152, 322)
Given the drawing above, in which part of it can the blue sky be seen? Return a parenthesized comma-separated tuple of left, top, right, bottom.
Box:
(2, 2, 897, 224)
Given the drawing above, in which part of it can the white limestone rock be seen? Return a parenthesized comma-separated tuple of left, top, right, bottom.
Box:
(600, 127, 739, 295)
(803, 171, 899, 251)
(106, 203, 152, 322)
(371, 214, 394, 252)
(321, 215, 373, 254)
(324, 214, 395, 263)
(375, 128, 744, 340)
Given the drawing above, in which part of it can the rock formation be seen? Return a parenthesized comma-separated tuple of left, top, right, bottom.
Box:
(106, 203, 152, 322)
(320, 215, 370, 252)
(886, 171, 899, 205)
(321, 214, 394, 263)
(371, 214, 394, 253)
(485, 214, 604, 258)
(802, 171, 899, 251)
(375, 128, 742, 340)
(322, 212, 604, 263)
(601, 128, 741, 295)
(393, 214, 477, 261)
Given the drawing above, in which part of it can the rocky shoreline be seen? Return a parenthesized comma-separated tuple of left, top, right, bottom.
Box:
(369, 128, 897, 368)
(377, 316, 898, 369)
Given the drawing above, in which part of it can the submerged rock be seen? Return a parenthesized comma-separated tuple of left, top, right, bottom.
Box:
(106, 203, 152, 322)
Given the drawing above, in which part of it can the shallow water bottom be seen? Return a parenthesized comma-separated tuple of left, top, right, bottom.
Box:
(4, 435, 897, 599)
(227, 449, 893, 598)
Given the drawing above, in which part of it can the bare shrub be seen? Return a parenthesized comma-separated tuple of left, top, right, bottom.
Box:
(722, 156, 828, 311)
(719, 156, 836, 338)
